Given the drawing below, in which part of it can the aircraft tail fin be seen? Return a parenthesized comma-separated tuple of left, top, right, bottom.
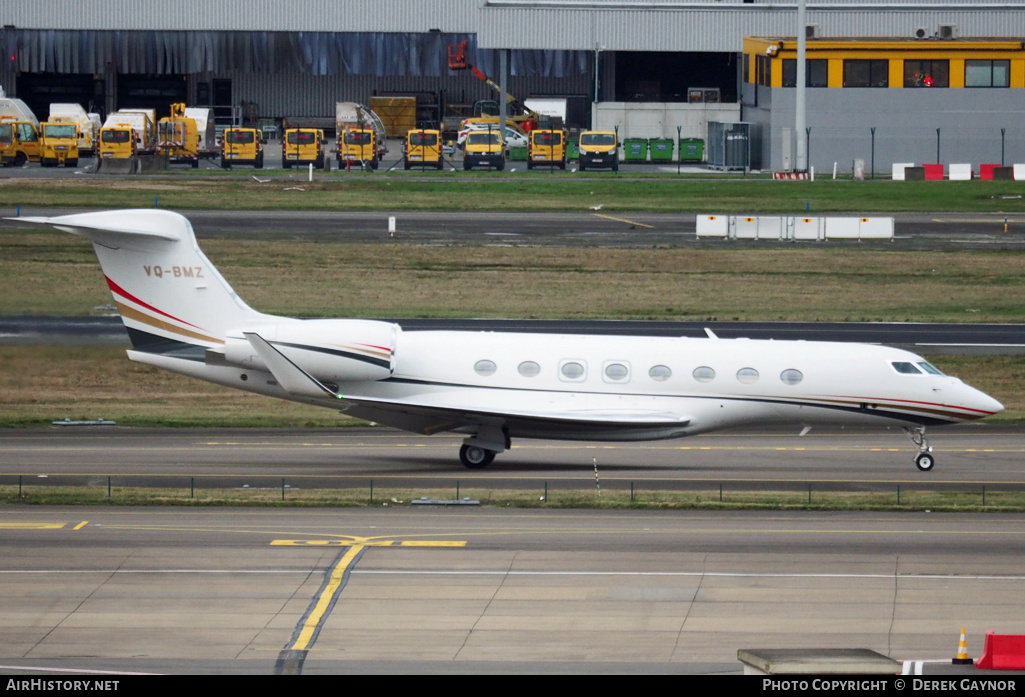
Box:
(15, 209, 278, 351)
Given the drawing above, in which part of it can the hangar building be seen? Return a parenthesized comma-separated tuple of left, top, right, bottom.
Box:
(2, 0, 1022, 172)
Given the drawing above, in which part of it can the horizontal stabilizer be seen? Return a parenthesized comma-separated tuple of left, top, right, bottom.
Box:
(12, 209, 188, 242)
(244, 332, 337, 400)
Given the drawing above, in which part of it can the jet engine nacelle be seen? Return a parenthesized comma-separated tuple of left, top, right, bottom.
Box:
(220, 319, 398, 383)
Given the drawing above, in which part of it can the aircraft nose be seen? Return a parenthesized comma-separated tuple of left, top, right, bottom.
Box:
(963, 385, 1003, 420)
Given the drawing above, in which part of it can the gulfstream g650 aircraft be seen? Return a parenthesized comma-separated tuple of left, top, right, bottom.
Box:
(23, 209, 1002, 470)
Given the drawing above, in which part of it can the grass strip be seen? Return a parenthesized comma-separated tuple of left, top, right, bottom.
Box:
(3, 485, 1024, 512)
(1, 177, 1025, 213)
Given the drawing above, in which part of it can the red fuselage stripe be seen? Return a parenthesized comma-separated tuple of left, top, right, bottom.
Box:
(105, 276, 207, 331)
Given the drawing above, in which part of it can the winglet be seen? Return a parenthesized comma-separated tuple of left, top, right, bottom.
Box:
(704, 328, 719, 339)
(243, 332, 338, 399)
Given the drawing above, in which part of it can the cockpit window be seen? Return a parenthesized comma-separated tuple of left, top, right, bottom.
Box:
(918, 362, 944, 375)
(892, 362, 922, 374)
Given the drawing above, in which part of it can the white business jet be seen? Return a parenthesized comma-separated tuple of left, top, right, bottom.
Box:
(20, 209, 1002, 470)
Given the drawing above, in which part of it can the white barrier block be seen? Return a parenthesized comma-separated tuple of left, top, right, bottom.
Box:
(949, 164, 972, 181)
(858, 217, 894, 239)
(735, 216, 760, 239)
(1014, 164, 1025, 181)
(825, 217, 861, 239)
(792, 216, 823, 241)
(892, 162, 914, 181)
(696, 215, 729, 238)
(757, 216, 784, 240)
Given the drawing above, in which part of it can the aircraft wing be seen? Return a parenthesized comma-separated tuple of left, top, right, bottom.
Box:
(336, 394, 691, 440)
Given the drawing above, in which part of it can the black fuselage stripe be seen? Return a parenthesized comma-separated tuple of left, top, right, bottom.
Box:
(272, 341, 391, 370)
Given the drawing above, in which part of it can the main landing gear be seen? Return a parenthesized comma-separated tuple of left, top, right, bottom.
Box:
(904, 426, 935, 471)
(459, 444, 496, 469)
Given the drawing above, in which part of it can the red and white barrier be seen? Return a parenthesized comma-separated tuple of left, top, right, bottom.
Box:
(976, 631, 1025, 670)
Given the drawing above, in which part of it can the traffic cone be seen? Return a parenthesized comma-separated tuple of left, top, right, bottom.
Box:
(953, 627, 974, 665)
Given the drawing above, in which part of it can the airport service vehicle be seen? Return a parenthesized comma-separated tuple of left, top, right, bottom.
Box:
(463, 129, 504, 171)
(527, 129, 566, 170)
(457, 122, 527, 151)
(100, 111, 155, 154)
(39, 121, 80, 167)
(0, 119, 41, 166)
(96, 111, 156, 173)
(97, 126, 136, 163)
(0, 96, 41, 165)
(157, 104, 202, 168)
(48, 103, 100, 157)
(404, 129, 444, 170)
(156, 104, 215, 167)
(335, 102, 387, 168)
(578, 130, 619, 172)
(220, 127, 264, 168)
(283, 128, 326, 169)
(337, 127, 379, 169)
(17, 209, 1003, 471)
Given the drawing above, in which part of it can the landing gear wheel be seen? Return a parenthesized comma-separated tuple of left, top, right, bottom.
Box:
(915, 452, 935, 472)
(904, 426, 934, 472)
(459, 444, 495, 469)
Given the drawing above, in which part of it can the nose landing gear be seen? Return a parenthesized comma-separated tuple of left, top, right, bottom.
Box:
(904, 426, 935, 471)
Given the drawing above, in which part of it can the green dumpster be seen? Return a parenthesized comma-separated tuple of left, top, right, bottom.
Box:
(624, 139, 648, 163)
(508, 146, 528, 161)
(567, 140, 579, 162)
(649, 138, 674, 162)
(679, 138, 704, 163)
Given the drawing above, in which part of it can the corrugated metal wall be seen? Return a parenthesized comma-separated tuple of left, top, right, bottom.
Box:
(478, 8, 1025, 51)
(3, 0, 480, 33)
(6, 1, 1025, 52)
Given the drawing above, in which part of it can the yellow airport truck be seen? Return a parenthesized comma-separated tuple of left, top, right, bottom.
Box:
(220, 127, 264, 168)
(0, 119, 41, 166)
(0, 97, 41, 166)
(337, 127, 380, 170)
(157, 103, 202, 168)
(577, 130, 619, 172)
(335, 102, 387, 169)
(39, 121, 80, 167)
(462, 128, 504, 171)
(404, 129, 444, 170)
(48, 104, 100, 157)
(527, 129, 566, 170)
(283, 128, 327, 169)
(98, 125, 136, 159)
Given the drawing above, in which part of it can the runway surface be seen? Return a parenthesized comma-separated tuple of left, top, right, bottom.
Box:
(3, 427, 1025, 675)
(3, 504, 1025, 675)
(3, 207, 1024, 250)
(3, 425, 1023, 485)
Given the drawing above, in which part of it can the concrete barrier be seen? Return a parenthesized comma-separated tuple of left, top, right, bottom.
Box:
(735, 216, 760, 239)
(1015, 164, 1025, 181)
(695, 215, 728, 238)
(858, 217, 894, 239)
(949, 164, 972, 181)
(825, 217, 861, 239)
(923, 163, 944, 180)
(696, 215, 893, 241)
(976, 631, 1025, 670)
(980, 164, 1000, 180)
(792, 217, 823, 241)
(892, 162, 914, 180)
